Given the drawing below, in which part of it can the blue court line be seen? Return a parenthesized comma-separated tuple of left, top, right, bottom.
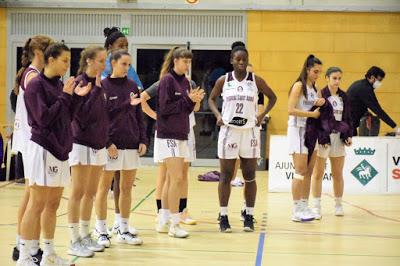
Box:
(255, 232, 266, 266)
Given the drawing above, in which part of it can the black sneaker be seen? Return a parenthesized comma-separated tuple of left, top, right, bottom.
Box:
(241, 210, 257, 223)
(243, 214, 255, 232)
(12, 246, 19, 261)
(32, 249, 43, 265)
(219, 215, 232, 233)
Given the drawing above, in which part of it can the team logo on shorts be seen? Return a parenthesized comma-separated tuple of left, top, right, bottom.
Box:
(251, 139, 258, 147)
(47, 166, 59, 177)
(91, 148, 98, 155)
(167, 139, 177, 148)
(227, 143, 238, 149)
(237, 86, 243, 92)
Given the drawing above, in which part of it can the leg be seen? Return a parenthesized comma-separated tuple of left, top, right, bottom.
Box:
(218, 159, 237, 210)
(68, 165, 90, 242)
(95, 170, 115, 233)
(302, 151, 317, 201)
(240, 158, 257, 209)
(119, 170, 136, 225)
(16, 183, 30, 246)
(330, 156, 345, 216)
(311, 156, 327, 199)
(81, 166, 102, 222)
(113, 171, 121, 219)
(179, 162, 189, 213)
(155, 162, 167, 213)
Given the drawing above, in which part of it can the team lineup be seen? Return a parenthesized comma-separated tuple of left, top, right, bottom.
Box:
(11, 26, 360, 266)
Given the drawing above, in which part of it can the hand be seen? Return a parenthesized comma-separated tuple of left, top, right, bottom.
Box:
(138, 143, 147, 156)
(345, 137, 352, 146)
(63, 77, 76, 95)
(74, 81, 92, 96)
(130, 93, 142, 106)
(314, 98, 325, 107)
(216, 115, 224, 126)
(312, 108, 320, 118)
(107, 144, 118, 159)
(188, 87, 205, 103)
(256, 114, 265, 126)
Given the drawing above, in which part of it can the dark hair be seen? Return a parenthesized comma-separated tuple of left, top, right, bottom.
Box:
(104, 27, 126, 50)
(44, 43, 70, 63)
(77, 46, 106, 75)
(159, 47, 193, 79)
(231, 45, 248, 59)
(231, 41, 246, 50)
(326, 67, 342, 77)
(14, 35, 53, 94)
(291, 54, 322, 98)
(365, 66, 385, 79)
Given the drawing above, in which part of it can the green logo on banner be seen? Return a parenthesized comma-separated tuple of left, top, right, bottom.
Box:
(121, 27, 130, 36)
(351, 159, 378, 186)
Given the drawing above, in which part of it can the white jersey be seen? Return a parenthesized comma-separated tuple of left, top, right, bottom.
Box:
(221, 71, 258, 129)
(288, 85, 318, 128)
(12, 65, 39, 153)
(328, 95, 343, 121)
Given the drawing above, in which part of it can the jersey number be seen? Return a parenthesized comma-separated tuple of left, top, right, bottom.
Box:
(235, 103, 244, 114)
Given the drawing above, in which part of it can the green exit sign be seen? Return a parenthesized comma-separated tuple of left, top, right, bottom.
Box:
(121, 27, 130, 36)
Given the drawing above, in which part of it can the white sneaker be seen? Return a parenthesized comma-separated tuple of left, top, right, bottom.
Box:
(156, 221, 169, 233)
(67, 239, 95, 257)
(93, 228, 112, 239)
(16, 256, 38, 266)
(81, 234, 105, 252)
(335, 204, 344, 216)
(129, 226, 139, 236)
(116, 230, 143, 245)
(168, 224, 189, 238)
(180, 209, 197, 225)
(303, 206, 317, 219)
(97, 233, 111, 248)
(40, 253, 72, 266)
(110, 223, 119, 235)
(292, 210, 315, 222)
(312, 207, 322, 220)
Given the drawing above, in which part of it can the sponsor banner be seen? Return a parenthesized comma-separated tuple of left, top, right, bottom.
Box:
(387, 140, 400, 193)
(268, 136, 395, 194)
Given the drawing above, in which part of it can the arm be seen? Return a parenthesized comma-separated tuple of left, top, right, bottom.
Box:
(288, 82, 319, 118)
(363, 89, 397, 128)
(158, 77, 195, 116)
(141, 81, 159, 120)
(25, 81, 73, 128)
(208, 75, 225, 125)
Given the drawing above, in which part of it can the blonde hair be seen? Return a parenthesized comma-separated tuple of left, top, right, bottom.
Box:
(159, 47, 192, 80)
(77, 46, 106, 75)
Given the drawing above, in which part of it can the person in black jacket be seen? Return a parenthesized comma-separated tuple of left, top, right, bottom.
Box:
(347, 66, 397, 136)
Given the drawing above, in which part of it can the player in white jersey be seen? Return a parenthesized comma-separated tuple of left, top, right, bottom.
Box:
(287, 55, 325, 223)
(311, 67, 353, 219)
(11, 35, 53, 263)
(209, 46, 276, 233)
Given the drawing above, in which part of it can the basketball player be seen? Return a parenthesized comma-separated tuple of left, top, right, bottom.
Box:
(209, 46, 277, 232)
(94, 50, 145, 247)
(67, 46, 108, 257)
(311, 67, 353, 218)
(287, 55, 324, 222)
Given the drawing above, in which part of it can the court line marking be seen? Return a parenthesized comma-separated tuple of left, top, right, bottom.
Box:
(255, 232, 266, 266)
(324, 193, 400, 223)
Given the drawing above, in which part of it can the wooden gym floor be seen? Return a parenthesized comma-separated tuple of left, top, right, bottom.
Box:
(0, 166, 399, 266)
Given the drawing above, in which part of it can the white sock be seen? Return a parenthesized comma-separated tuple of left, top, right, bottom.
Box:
(96, 219, 108, 234)
(245, 207, 254, 216)
(120, 218, 129, 233)
(160, 209, 170, 224)
(16, 235, 21, 250)
(68, 223, 80, 243)
(313, 198, 321, 208)
(301, 199, 308, 208)
(335, 197, 342, 206)
(19, 239, 32, 260)
(43, 239, 55, 256)
(220, 207, 228, 216)
(80, 220, 90, 238)
(170, 213, 180, 225)
(293, 200, 301, 212)
(30, 239, 40, 256)
(114, 213, 121, 226)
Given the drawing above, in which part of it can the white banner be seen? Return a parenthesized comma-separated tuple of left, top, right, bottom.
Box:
(387, 141, 400, 193)
(268, 136, 399, 194)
